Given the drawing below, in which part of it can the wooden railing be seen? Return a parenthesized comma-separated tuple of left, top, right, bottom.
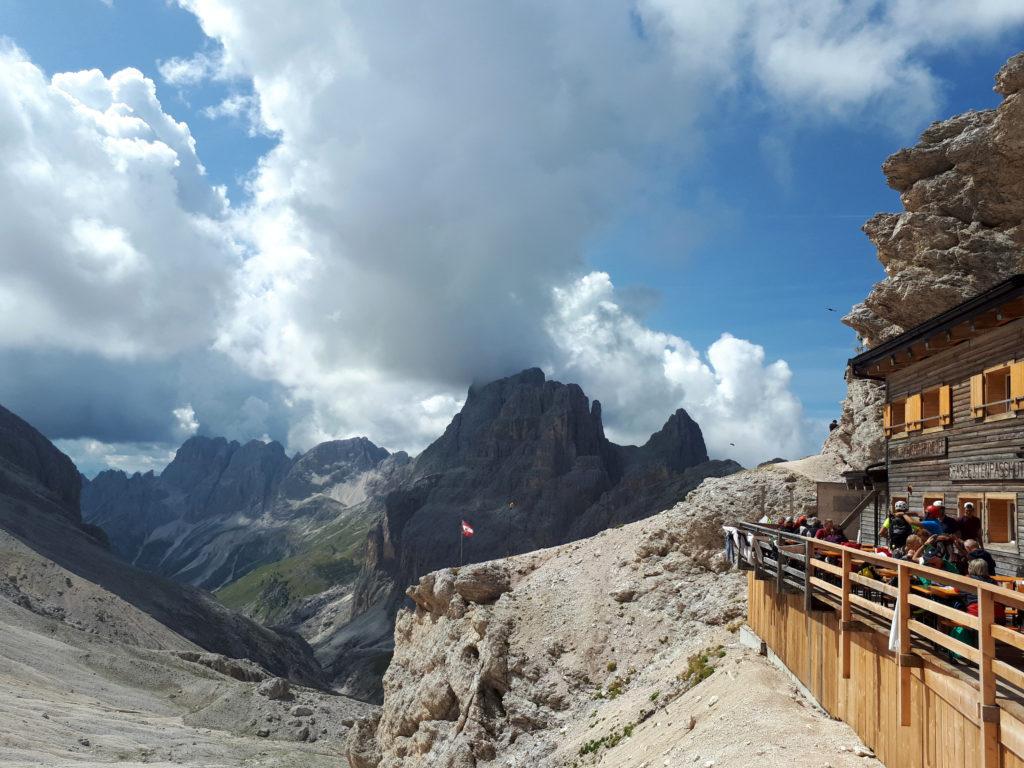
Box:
(734, 522, 1024, 768)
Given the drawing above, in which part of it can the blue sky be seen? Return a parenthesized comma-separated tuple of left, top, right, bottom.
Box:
(1, 1, 1023, 475)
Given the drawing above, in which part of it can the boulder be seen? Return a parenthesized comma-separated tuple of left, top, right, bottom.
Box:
(256, 676, 291, 701)
(454, 564, 510, 604)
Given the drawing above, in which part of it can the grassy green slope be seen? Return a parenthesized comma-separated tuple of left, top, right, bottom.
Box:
(215, 513, 371, 625)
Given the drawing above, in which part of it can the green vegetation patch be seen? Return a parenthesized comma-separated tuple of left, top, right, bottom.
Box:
(215, 514, 371, 624)
(578, 723, 634, 756)
(679, 644, 726, 688)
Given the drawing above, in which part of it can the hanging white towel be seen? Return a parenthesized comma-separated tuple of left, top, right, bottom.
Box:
(887, 592, 900, 653)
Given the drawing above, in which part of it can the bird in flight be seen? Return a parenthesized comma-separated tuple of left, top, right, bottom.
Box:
(729, 442, 736, 447)
(826, 307, 837, 312)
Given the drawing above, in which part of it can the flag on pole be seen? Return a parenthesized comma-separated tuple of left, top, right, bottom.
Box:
(461, 520, 475, 538)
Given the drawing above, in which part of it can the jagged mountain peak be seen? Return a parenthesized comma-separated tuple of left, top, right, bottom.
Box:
(635, 407, 709, 472)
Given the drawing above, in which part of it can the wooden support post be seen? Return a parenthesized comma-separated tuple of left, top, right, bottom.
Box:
(803, 539, 813, 611)
(978, 589, 1000, 768)
(776, 540, 785, 592)
(897, 562, 912, 726)
(841, 548, 851, 680)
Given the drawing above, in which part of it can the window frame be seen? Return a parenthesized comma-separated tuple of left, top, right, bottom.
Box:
(886, 396, 909, 439)
(973, 360, 1024, 422)
(983, 492, 1017, 550)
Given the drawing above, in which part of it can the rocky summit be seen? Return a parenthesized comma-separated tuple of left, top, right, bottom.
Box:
(329, 368, 740, 700)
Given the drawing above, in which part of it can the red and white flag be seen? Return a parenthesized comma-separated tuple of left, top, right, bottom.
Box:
(461, 520, 475, 538)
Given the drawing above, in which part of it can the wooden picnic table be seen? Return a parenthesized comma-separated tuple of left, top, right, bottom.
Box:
(992, 575, 1023, 588)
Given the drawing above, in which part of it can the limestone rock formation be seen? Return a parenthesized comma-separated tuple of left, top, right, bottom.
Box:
(329, 368, 740, 700)
(827, 51, 1024, 469)
(347, 461, 830, 767)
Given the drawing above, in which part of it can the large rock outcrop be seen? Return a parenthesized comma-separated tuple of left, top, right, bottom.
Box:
(327, 368, 740, 701)
(346, 461, 830, 767)
(827, 51, 1024, 469)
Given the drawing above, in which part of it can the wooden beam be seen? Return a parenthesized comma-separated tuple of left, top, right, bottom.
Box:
(971, 310, 1002, 331)
(803, 540, 813, 611)
(978, 590, 1000, 768)
(840, 548, 851, 680)
(897, 562, 912, 727)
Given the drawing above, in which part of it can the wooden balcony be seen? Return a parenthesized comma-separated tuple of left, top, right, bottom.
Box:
(733, 523, 1024, 768)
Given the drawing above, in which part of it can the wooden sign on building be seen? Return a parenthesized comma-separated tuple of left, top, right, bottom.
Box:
(889, 436, 946, 462)
(949, 460, 1024, 482)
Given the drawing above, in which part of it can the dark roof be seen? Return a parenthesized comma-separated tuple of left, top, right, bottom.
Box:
(849, 274, 1024, 379)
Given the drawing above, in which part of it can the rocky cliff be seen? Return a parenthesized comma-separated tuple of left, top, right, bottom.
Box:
(327, 368, 740, 701)
(0, 404, 82, 521)
(0, 403, 327, 685)
(826, 52, 1024, 469)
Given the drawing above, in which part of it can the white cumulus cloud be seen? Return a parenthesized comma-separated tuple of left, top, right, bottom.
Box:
(546, 272, 806, 465)
(7, 2, 1024, 471)
(0, 44, 236, 359)
(640, 0, 1024, 127)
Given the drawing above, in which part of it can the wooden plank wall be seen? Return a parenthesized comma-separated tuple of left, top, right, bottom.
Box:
(885, 318, 1024, 575)
(748, 573, 1024, 768)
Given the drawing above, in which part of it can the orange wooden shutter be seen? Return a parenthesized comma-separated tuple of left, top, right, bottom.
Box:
(970, 374, 985, 418)
(906, 393, 922, 432)
(883, 403, 892, 438)
(938, 384, 952, 425)
(1012, 362, 1024, 412)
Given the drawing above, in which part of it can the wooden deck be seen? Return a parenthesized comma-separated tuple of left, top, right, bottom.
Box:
(737, 524, 1024, 768)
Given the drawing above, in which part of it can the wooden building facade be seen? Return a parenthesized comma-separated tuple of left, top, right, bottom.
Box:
(850, 275, 1024, 576)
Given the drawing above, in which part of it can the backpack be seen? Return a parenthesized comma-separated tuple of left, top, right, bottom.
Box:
(890, 515, 912, 539)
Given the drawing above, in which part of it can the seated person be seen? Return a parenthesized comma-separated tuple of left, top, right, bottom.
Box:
(894, 533, 924, 561)
(915, 544, 960, 578)
(802, 516, 823, 538)
(963, 559, 1005, 624)
(814, 519, 847, 544)
(962, 539, 997, 576)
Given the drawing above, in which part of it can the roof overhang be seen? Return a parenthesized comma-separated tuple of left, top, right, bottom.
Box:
(848, 274, 1024, 380)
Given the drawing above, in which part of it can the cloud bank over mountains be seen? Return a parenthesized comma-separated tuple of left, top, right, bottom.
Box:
(3, 1, 1024, 472)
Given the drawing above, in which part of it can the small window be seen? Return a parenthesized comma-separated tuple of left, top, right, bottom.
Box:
(985, 366, 1012, 415)
(886, 398, 907, 437)
(920, 388, 940, 426)
(986, 498, 1015, 544)
(973, 362, 1024, 418)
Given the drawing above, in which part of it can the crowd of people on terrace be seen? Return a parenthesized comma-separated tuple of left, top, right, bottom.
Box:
(761, 500, 1010, 635)
(765, 500, 998, 581)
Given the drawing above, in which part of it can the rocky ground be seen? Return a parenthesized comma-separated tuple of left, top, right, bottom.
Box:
(346, 460, 872, 768)
(0, 524, 376, 767)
